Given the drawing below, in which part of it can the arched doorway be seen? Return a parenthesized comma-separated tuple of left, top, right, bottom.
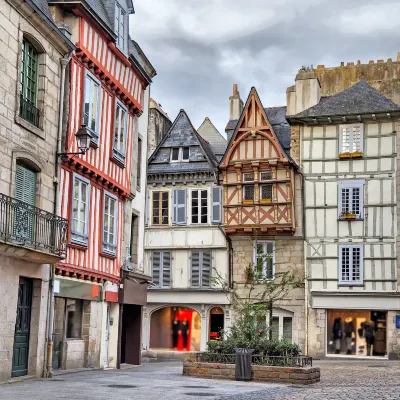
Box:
(209, 307, 224, 341)
(150, 307, 201, 351)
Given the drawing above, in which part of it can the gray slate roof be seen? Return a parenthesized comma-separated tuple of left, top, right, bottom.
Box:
(85, 0, 112, 30)
(289, 79, 400, 119)
(225, 119, 238, 142)
(129, 40, 156, 83)
(148, 110, 218, 175)
(197, 118, 227, 161)
(32, 0, 53, 20)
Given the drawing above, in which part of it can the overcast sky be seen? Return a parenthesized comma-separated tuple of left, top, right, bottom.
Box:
(131, 0, 400, 135)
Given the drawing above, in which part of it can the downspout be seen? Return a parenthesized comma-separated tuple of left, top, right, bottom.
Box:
(45, 51, 73, 378)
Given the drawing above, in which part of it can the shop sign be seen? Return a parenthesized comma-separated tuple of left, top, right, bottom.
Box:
(396, 315, 400, 329)
(54, 278, 102, 301)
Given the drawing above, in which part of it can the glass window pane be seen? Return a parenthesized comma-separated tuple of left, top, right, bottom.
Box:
(182, 147, 189, 160)
(271, 317, 279, 340)
(171, 148, 179, 161)
(283, 317, 292, 342)
(65, 299, 83, 338)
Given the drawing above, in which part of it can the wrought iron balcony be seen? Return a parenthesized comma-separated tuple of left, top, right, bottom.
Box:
(0, 193, 68, 260)
(19, 94, 40, 128)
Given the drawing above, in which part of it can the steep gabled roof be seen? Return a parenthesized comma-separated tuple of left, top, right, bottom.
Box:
(289, 79, 400, 119)
(197, 117, 227, 161)
(264, 106, 291, 158)
(148, 109, 218, 175)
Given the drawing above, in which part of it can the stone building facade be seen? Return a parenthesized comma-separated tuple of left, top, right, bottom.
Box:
(0, 0, 73, 381)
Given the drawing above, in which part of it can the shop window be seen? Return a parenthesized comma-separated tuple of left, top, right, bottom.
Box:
(191, 189, 208, 224)
(338, 181, 364, 220)
(327, 309, 387, 356)
(65, 299, 83, 339)
(152, 250, 171, 288)
(190, 249, 212, 288)
(83, 71, 101, 144)
(71, 175, 90, 246)
(209, 307, 224, 341)
(102, 192, 118, 255)
(339, 124, 363, 157)
(253, 241, 274, 280)
(339, 245, 363, 285)
(243, 185, 254, 203)
(152, 191, 169, 225)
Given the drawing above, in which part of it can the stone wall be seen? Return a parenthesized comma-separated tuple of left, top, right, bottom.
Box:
(147, 100, 172, 158)
(183, 358, 320, 385)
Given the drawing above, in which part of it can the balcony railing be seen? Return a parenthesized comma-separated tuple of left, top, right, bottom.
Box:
(0, 193, 68, 258)
(20, 94, 40, 127)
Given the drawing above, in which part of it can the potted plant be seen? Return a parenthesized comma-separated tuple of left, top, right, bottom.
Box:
(340, 209, 357, 219)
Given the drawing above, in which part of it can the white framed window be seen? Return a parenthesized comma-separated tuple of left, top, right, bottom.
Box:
(191, 189, 208, 224)
(152, 250, 171, 288)
(71, 174, 90, 245)
(243, 172, 254, 182)
(102, 191, 118, 255)
(270, 313, 293, 343)
(170, 147, 189, 162)
(339, 245, 363, 285)
(260, 184, 273, 202)
(338, 180, 364, 219)
(260, 170, 273, 181)
(253, 241, 275, 280)
(339, 124, 363, 154)
(243, 185, 254, 202)
(113, 100, 128, 164)
(190, 249, 212, 288)
(115, 3, 125, 50)
(83, 70, 101, 143)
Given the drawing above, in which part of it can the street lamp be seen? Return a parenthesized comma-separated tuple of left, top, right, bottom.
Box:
(57, 125, 93, 159)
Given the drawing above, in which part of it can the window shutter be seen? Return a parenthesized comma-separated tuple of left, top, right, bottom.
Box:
(201, 250, 212, 288)
(152, 251, 161, 286)
(172, 189, 177, 224)
(212, 186, 222, 224)
(145, 190, 149, 225)
(15, 164, 36, 206)
(176, 189, 186, 225)
(283, 317, 293, 343)
(162, 251, 171, 287)
(191, 250, 200, 288)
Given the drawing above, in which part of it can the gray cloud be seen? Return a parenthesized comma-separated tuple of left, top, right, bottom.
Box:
(131, 0, 400, 134)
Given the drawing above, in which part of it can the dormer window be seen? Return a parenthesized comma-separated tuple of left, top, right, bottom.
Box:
(115, 3, 125, 50)
(170, 147, 189, 162)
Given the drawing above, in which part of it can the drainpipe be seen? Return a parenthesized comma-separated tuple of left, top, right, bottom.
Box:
(45, 51, 73, 378)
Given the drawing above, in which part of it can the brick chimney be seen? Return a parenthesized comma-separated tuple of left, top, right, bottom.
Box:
(229, 84, 243, 120)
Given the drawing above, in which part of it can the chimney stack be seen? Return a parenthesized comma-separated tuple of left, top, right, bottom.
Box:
(229, 84, 243, 120)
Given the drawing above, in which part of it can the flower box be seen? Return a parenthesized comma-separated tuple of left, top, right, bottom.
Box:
(339, 152, 363, 159)
(260, 198, 272, 204)
(342, 213, 357, 220)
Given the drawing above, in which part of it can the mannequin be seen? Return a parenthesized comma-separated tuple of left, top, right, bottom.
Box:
(363, 320, 375, 356)
(332, 317, 342, 354)
(181, 319, 190, 350)
(344, 317, 354, 355)
(172, 319, 180, 350)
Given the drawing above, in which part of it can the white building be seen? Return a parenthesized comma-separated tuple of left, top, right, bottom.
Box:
(142, 110, 231, 357)
(287, 72, 400, 359)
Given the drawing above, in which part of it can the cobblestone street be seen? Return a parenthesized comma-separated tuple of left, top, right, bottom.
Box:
(1, 360, 400, 399)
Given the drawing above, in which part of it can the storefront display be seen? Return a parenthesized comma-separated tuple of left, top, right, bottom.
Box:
(327, 310, 387, 357)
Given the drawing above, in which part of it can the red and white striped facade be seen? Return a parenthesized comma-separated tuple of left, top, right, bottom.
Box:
(57, 14, 145, 284)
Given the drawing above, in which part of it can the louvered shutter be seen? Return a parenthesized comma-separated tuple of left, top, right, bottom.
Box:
(201, 250, 212, 288)
(191, 250, 200, 288)
(172, 190, 177, 224)
(162, 251, 171, 287)
(212, 186, 222, 224)
(152, 251, 161, 286)
(145, 190, 149, 225)
(176, 189, 186, 225)
(283, 317, 292, 343)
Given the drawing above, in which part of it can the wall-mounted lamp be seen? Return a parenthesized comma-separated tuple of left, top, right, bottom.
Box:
(57, 125, 93, 159)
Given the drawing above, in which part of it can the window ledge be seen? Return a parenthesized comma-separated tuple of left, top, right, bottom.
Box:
(100, 251, 117, 260)
(15, 114, 44, 139)
(338, 218, 364, 222)
(69, 241, 88, 251)
(338, 282, 364, 287)
(338, 152, 363, 159)
(110, 155, 126, 169)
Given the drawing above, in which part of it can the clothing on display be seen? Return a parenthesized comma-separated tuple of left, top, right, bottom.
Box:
(172, 319, 180, 349)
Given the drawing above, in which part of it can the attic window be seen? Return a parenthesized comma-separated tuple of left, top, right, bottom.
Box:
(115, 3, 125, 50)
(170, 147, 189, 163)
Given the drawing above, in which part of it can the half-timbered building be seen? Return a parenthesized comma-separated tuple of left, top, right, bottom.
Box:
(143, 110, 230, 357)
(49, 0, 152, 370)
(287, 71, 400, 359)
(220, 85, 305, 349)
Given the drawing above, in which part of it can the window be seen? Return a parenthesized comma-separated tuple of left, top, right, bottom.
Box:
(170, 147, 190, 162)
(152, 250, 171, 288)
(129, 215, 138, 264)
(113, 102, 127, 164)
(191, 189, 208, 224)
(102, 192, 118, 255)
(20, 39, 39, 127)
(339, 245, 363, 285)
(260, 170, 273, 181)
(65, 299, 83, 339)
(271, 315, 293, 342)
(191, 250, 212, 288)
(260, 184, 273, 202)
(243, 185, 254, 202)
(83, 72, 101, 143)
(254, 241, 274, 280)
(173, 189, 186, 225)
(338, 180, 364, 219)
(115, 3, 125, 50)
(339, 124, 363, 155)
(243, 172, 254, 182)
(152, 191, 169, 225)
(137, 137, 142, 190)
(71, 175, 90, 245)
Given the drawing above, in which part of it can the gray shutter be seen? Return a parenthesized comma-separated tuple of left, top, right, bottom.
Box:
(176, 189, 186, 225)
(212, 186, 222, 224)
(162, 251, 171, 287)
(15, 164, 36, 206)
(145, 190, 149, 225)
(201, 250, 212, 288)
(152, 251, 161, 286)
(172, 189, 177, 224)
(191, 250, 200, 288)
